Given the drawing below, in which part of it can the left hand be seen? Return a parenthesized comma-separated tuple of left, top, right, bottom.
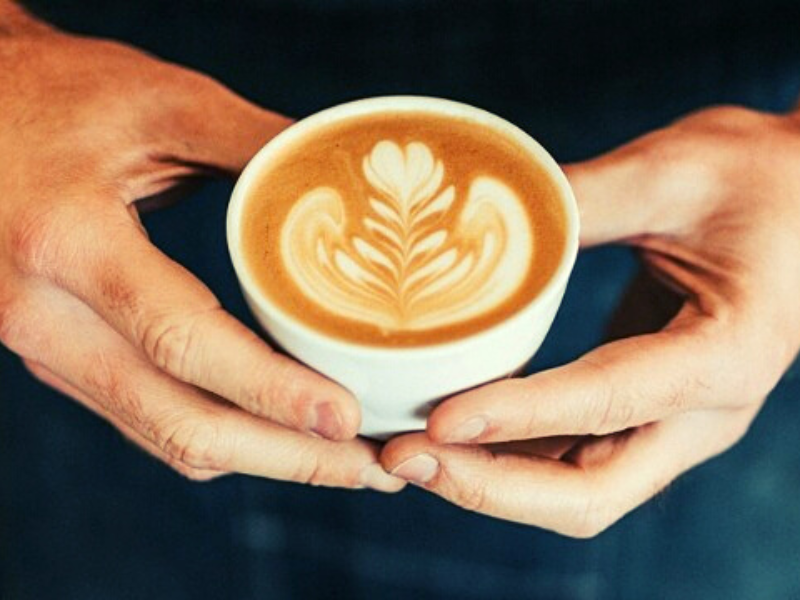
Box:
(381, 105, 800, 537)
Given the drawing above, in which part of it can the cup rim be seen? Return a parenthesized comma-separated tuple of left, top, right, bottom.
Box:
(227, 95, 580, 358)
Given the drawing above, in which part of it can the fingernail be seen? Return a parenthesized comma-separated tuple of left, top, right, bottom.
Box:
(310, 402, 342, 440)
(359, 464, 406, 493)
(447, 416, 488, 443)
(391, 454, 439, 485)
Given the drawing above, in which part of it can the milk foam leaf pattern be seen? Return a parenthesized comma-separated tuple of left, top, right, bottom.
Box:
(281, 141, 534, 332)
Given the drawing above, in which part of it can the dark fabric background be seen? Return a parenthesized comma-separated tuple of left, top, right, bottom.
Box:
(2, 1, 800, 598)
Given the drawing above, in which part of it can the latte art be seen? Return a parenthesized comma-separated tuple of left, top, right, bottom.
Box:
(281, 141, 533, 331)
(240, 110, 566, 347)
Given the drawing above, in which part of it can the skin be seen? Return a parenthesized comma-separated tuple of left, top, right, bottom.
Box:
(0, 3, 404, 492)
(5, 2, 798, 536)
(383, 104, 800, 537)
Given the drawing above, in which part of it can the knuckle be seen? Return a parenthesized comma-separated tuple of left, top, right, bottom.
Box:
(149, 68, 232, 124)
(83, 354, 148, 427)
(139, 311, 208, 377)
(567, 488, 616, 539)
(684, 105, 763, 133)
(719, 408, 757, 452)
(579, 359, 628, 435)
(447, 468, 490, 514)
(570, 510, 614, 539)
(290, 450, 328, 487)
(181, 469, 222, 483)
(254, 369, 314, 425)
(659, 380, 691, 413)
(178, 69, 226, 96)
(160, 418, 229, 471)
(168, 69, 236, 110)
(122, 426, 223, 482)
(595, 396, 633, 436)
(167, 460, 222, 483)
(634, 134, 721, 206)
(9, 204, 73, 276)
(21, 358, 46, 381)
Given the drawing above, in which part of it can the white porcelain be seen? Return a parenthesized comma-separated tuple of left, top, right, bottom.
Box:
(227, 96, 580, 439)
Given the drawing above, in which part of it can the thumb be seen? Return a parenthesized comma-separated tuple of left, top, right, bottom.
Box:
(154, 72, 293, 176)
(563, 148, 662, 248)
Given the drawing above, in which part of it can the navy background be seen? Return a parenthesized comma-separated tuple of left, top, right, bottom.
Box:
(2, 1, 800, 598)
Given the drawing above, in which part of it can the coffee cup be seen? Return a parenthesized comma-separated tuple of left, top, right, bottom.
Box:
(227, 96, 579, 438)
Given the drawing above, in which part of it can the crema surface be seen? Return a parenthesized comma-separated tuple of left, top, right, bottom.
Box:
(242, 111, 566, 346)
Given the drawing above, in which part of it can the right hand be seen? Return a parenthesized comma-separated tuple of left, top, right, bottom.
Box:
(0, 5, 404, 492)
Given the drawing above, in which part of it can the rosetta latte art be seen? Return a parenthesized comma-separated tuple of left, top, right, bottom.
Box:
(280, 140, 534, 332)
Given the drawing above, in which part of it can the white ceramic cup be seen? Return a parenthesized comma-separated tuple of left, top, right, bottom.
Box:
(227, 96, 580, 439)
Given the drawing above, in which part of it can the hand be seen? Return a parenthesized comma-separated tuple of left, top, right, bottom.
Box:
(382, 105, 800, 532)
(0, 7, 404, 492)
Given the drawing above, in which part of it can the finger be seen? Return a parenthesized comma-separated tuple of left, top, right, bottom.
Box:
(383, 409, 749, 537)
(33, 205, 359, 440)
(427, 307, 741, 443)
(563, 156, 650, 247)
(15, 283, 403, 492)
(147, 67, 293, 175)
(23, 359, 225, 482)
(563, 133, 712, 248)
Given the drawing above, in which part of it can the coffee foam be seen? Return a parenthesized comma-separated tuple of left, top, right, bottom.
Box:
(241, 111, 566, 347)
(281, 140, 533, 332)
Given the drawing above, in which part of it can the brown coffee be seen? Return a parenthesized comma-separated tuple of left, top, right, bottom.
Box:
(240, 110, 567, 347)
